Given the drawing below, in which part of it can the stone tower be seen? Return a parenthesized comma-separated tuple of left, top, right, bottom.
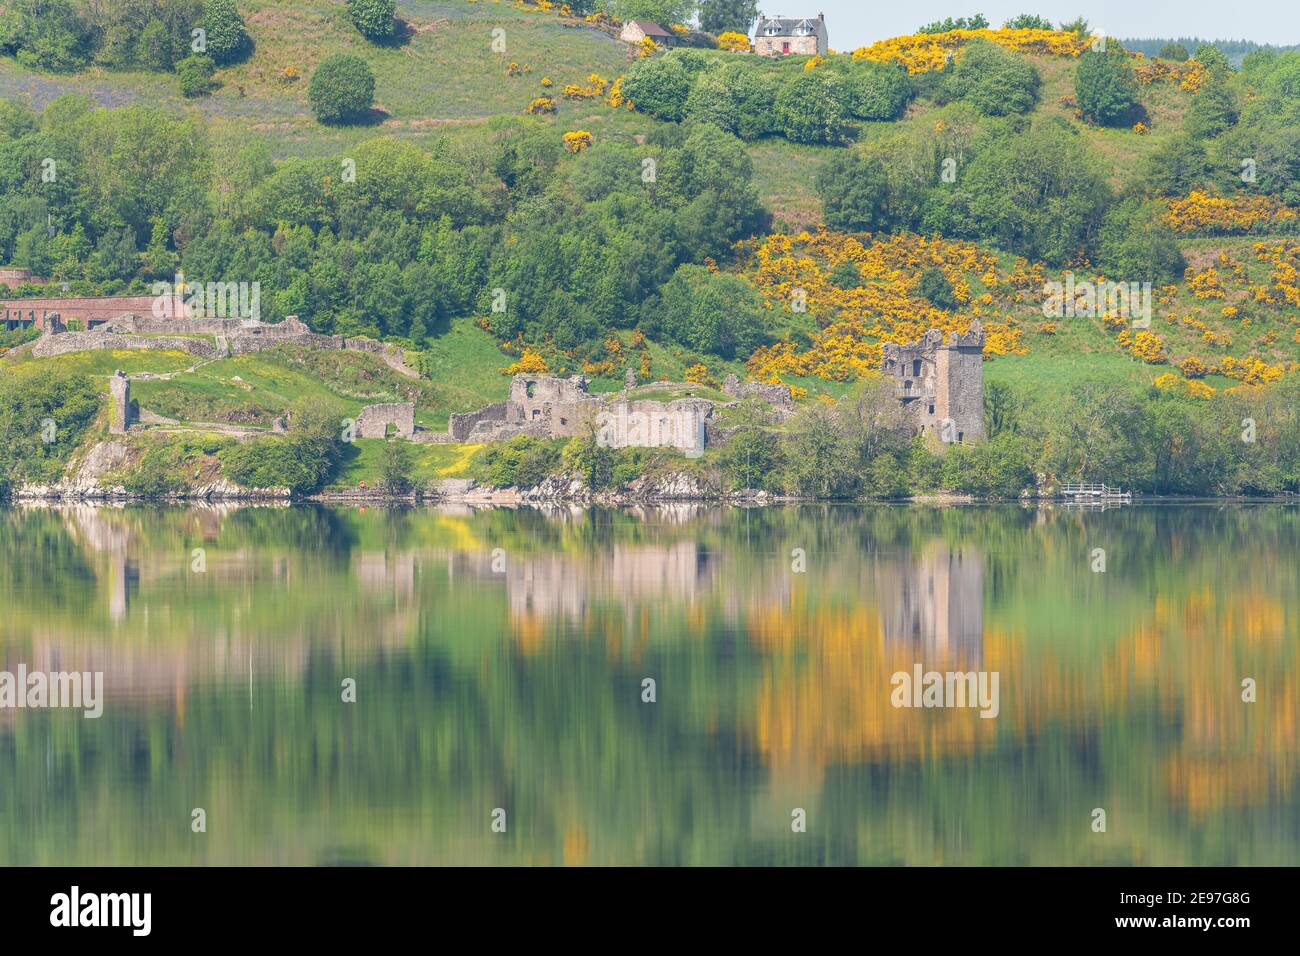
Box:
(109, 370, 131, 435)
(881, 321, 985, 443)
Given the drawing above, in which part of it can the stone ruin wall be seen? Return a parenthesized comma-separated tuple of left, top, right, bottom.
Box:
(598, 399, 710, 456)
(32, 330, 228, 360)
(355, 403, 415, 439)
(108, 371, 131, 435)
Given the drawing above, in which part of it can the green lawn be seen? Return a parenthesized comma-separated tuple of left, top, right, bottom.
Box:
(330, 437, 482, 487)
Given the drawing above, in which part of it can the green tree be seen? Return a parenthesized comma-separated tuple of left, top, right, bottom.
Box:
(308, 54, 376, 124)
(918, 14, 989, 34)
(137, 18, 174, 72)
(1185, 81, 1237, 138)
(1074, 47, 1138, 126)
(1193, 43, 1230, 74)
(1158, 42, 1189, 61)
(918, 266, 958, 309)
(774, 71, 852, 145)
(176, 54, 216, 97)
(379, 438, 413, 494)
(1142, 136, 1210, 197)
(202, 0, 249, 64)
(347, 0, 396, 41)
(1003, 14, 1054, 30)
(941, 39, 1041, 116)
(659, 264, 764, 358)
(1097, 198, 1185, 284)
(683, 63, 777, 139)
(815, 151, 890, 232)
(697, 0, 758, 35)
(843, 60, 913, 121)
(620, 56, 692, 122)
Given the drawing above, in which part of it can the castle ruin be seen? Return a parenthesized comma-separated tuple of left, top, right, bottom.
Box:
(881, 321, 985, 444)
(109, 370, 131, 435)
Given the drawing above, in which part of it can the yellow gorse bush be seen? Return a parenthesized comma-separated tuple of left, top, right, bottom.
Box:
(851, 28, 1093, 74)
(716, 31, 750, 52)
(1166, 191, 1300, 235)
(563, 130, 593, 152)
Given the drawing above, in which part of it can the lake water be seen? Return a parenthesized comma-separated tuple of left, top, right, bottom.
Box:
(1, 502, 1296, 865)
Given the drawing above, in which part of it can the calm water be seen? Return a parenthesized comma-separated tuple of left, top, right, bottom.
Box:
(0, 502, 1296, 866)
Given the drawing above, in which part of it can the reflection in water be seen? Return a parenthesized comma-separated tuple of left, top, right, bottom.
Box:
(0, 502, 1296, 866)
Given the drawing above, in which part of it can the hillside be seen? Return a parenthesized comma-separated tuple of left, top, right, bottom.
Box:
(1, 3, 1300, 497)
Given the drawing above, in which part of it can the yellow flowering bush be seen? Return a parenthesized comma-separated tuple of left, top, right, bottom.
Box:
(1217, 355, 1285, 385)
(1187, 266, 1226, 299)
(606, 75, 625, 108)
(717, 31, 750, 52)
(562, 74, 609, 98)
(1126, 330, 1167, 363)
(638, 37, 657, 58)
(1166, 191, 1300, 235)
(1178, 356, 1209, 378)
(563, 130, 593, 153)
(525, 96, 556, 114)
(1154, 373, 1215, 399)
(502, 347, 550, 375)
(684, 363, 715, 387)
(851, 28, 1092, 74)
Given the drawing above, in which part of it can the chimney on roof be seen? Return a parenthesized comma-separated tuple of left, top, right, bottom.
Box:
(819, 12, 824, 20)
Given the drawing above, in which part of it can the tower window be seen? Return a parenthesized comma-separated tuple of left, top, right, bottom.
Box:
(913, 359, 921, 376)
(928, 404, 935, 415)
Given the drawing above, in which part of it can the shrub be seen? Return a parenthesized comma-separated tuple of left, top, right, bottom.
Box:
(918, 266, 958, 309)
(815, 150, 891, 231)
(347, 0, 396, 41)
(843, 60, 913, 121)
(480, 435, 562, 488)
(684, 63, 777, 139)
(941, 40, 1041, 116)
(659, 264, 764, 358)
(1159, 42, 1190, 61)
(176, 54, 216, 97)
(202, 0, 250, 64)
(619, 56, 692, 121)
(774, 71, 852, 145)
(1097, 199, 1185, 284)
(1185, 81, 1237, 138)
(1075, 48, 1138, 126)
(219, 402, 344, 493)
(308, 54, 376, 124)
(137, 18, 173, 72)
(0, 364, 100, 485)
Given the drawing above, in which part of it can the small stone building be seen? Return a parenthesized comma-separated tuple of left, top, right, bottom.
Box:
(881, 321, 985, 443)
(752, 14, 828, 56)
(619, 20, 675, 46)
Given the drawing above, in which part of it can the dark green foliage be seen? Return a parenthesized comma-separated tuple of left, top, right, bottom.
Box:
(815, 150, 890, 232)
(0, 364, 100, 485)
(1185, 81, 1237, 139)
(201, 0, 249, 64)
(774, 71, 852, 145)
(563, 428, 616, 490)
(697, 0, 759, 34)
(1193, 44, 1230, 73)
(308, 54, 376, 124)
(1075, 48, 1139, 126)
(1158, 42, 1189, 61)
(1003, 14, 1053, 30)
(479, 435, 563, 489)
(1097, 199, 1185, 284)
(347, 0, 396, 41)
(918, 14, 989, 33)
(843, 60, 913, 121)
(658, 263, 764, 358)
(219, 402, 345, 494)
(683, 63, 777, 140)
(941, 40, 1041, 116)
(939, 433, 1036, 497)
(379, 437, 413, 493)
(620, 56, 692, 122)
(918, 266, 958, 309)
(3, 0, 95, 72)
(1142, 136, 1211, 196)
(176, 54, 215, 97)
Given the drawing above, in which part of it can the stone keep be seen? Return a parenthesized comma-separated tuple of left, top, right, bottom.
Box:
(109, 370, 131, 434)
(881, 321, 985, 444)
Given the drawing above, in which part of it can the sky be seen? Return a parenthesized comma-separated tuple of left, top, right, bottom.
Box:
(769, 1, 1300, 50)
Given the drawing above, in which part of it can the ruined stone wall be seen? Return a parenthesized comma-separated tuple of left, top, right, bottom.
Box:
(508, 375, 592, 424)
(109, 315, 309, 336)
(355, 403, 415, 439)
(598, 399, 709, 456)
(721, 375, 795, 416)
(448, 402, 509, 441)
(32, 331, 227, 360)
(228, 331, 344, 355)
(882, 323, 984, 443)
